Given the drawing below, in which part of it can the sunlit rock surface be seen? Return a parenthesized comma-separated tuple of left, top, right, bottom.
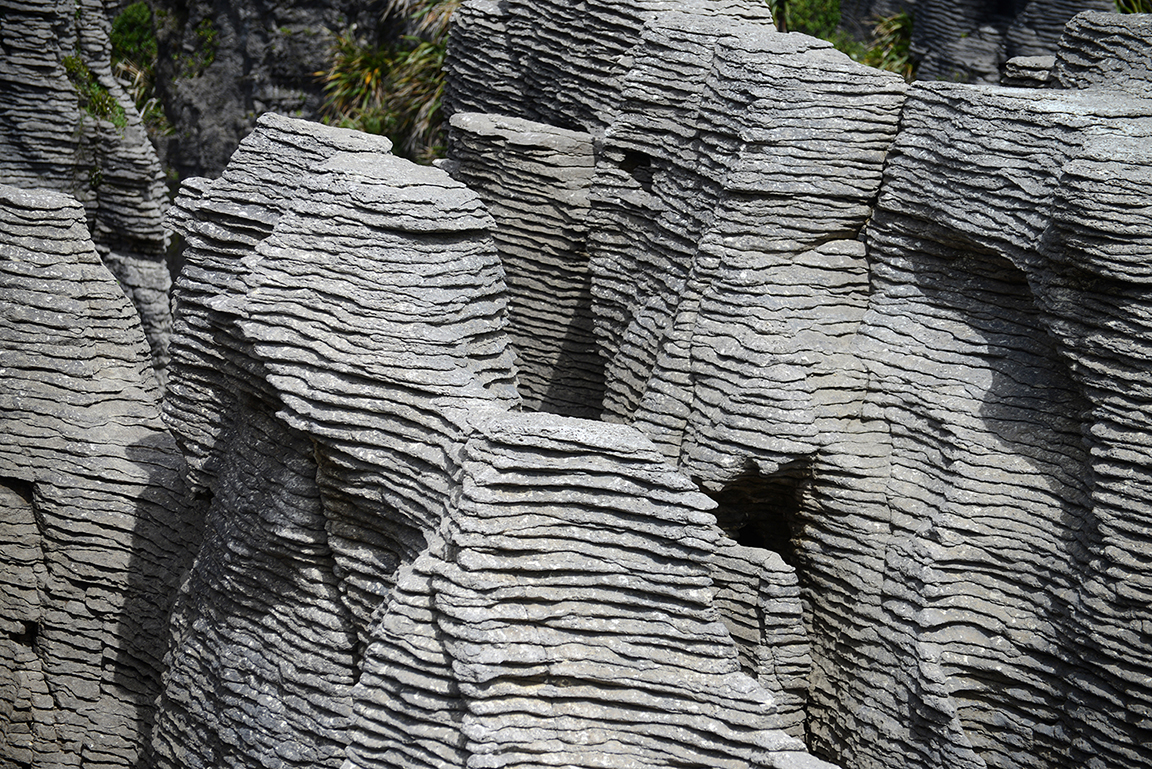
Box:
(2, 3, 1152, 769)
(0, 0, 173, 385)
(0, 185, 199, 769)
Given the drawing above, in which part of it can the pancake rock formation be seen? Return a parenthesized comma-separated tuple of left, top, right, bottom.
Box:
(149, 112, 822, 769)
(442, 3, 1152, 769)
(0, 185, 199, 769)
(2, 2, 1152, 769)
(0, 0, 174, 384)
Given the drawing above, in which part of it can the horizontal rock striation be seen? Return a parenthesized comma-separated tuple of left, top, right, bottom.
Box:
(154, 112, 815, 769)
(446, 112, 603, 418)
(1052, 10, 1152, 94)
(911, 0, 1113, 84)
(444, 3, 1152, 769)
(155, 113, 520, 767)
(348, 412, 822, 769)
(0, 185, 199, 769)
(711, 541, 811, 739)
(443, 0, 776, 134)
(0, 0, 173, 384)
(594, 18, 906, 486)
(797, 56, 1152, 769)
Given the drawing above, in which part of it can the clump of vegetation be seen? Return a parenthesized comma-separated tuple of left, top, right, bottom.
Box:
(318, 0, 458, 163)
(768, 0, 839, 37)
(766, 0, 915, 81)
(862, 11, 915, 82)
(63, 53, 128, 129)
(1116, 0, 1152, 11)
(110, 1, 172, 137)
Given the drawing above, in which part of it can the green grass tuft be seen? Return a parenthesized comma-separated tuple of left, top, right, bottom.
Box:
(318, 0, 458, 163)
(63, 54, 128, 129)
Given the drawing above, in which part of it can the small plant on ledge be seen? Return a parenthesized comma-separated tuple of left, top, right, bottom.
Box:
(318, 0, 459, 164)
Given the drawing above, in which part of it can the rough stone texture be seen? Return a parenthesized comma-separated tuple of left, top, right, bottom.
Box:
(153, 112, 821, 769)
(0, 185, 199, 769)
(445, 4, 1152, 769)
(0, 0, 174, 385)
(445, 112, 603, 418)
(152, 0, 386, 180)
(711, 541, 811, 739)
(592, 18, 906, 480)
(443, 0, 777, 134)
(911, 0, 1114, 84)
(828, 70, 1152, 769)
(348, 412, 813, 769)
(154, 112, 519, 767)
(1052, 10, 1152, 95)
(1001, 54, 1055, 87)
(5, 4, 1152, 769)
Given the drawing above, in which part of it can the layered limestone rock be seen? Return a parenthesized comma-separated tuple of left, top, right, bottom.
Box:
(153, 112, 819, 769)
(4, 2, 1152, 769)
(911, 0, 1114, 83)
(445, 112, 603, 418)
(443, 0, 777, 133)
(347, 412, 816, 769)
(444, 3, 1152, 769)
(0, 0, 173, 384)
(0, 185, 199, 769)
(1052, 10, 1152, 94)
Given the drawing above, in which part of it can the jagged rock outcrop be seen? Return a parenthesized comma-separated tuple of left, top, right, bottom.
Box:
(911, 0, 1114, 83)
(0, 0, 173, 385)
(348, 412, 816, 769)
(152, 0, 387, 179)
(150, 112, 822, 769)
(0, 185, 199, 768)
(5, 2, 1152, 769)
(444, 3, 1152, 769)
(1052, 10, 1152, 93)
(443, 0, 778, 134)
(445, 112, 603, 418)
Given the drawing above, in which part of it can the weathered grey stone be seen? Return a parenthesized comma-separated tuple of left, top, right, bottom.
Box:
(0, 184, 199, 769)
(1001, 54, 1055, 87)
(1052, 10, 1152, 95)
(442, 4, 1152, 769)
(446, 112, 603, 418)
(0, 0, 173, 385)
(911, 0, 1113, 84)
(152, 110, 835, 769)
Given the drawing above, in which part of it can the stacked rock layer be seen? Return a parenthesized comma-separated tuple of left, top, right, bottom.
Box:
(151, 113, 820, 769)
(443, 4, 1152, 769)
(0, 185, 199, 769)
(3, 2, 1152, 769)
(446, 112, 604, 418)
(0, 0, 174, 384)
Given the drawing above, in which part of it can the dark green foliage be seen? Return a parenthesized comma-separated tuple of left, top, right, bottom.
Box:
(63, 54, 128, 129)
(1116, 0, 1152, 12)
(178, 17, 219, 77)
(862, 12, 915, 82)
(111, 1, 157, 64)
(788, 0, 842, 38)
(767, 0, 842, 38)
(110, 2, 172, 137)
(319, 0, 457, 163)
